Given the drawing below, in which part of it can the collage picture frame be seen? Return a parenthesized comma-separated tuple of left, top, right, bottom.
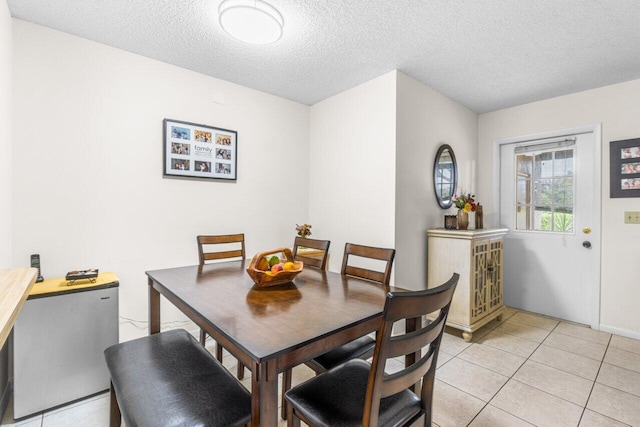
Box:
(163, 118, 237, 181)
(610, 138, 640, 198)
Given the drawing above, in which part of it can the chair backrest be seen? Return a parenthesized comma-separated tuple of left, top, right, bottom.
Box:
(197, 234, 245, 266)
(292, 237, 331, 270)
(341, 243, 395, 287)
(363, 273, 459, 426)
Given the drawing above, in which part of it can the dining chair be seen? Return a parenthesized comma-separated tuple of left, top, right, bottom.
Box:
(341, 242, 395, 287)
(197, 233, 245, 266)
(281, 242, 395, 419)
(284, 273, 459, 427)
(197, 233, 246, 379)
(292, 236, 331, 270)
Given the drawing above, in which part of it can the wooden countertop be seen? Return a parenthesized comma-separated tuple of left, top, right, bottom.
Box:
(0, 268, 37, 348)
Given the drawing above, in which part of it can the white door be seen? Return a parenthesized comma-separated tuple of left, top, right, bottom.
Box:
(498, 126, 601, 327)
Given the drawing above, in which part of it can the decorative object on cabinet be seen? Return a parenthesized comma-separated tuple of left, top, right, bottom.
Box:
(163, 118, 237, 181)
(453, 192, 477, 230)
(609, 137, 640, 198)
(444, 215, 457, 230)
(457, 210, 469, 230)
(427, 228, 508, 342)
(433, 144, 458, 209)
(453, 192, 477, 211)
(475, 204, 484, 229)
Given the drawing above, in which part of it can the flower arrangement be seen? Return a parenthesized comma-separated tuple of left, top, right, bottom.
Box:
(453, 193, 477, 213)
(295, 224, 312, 238)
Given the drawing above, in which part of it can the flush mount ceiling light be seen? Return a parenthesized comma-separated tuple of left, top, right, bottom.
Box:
(219, 0, 284, 45)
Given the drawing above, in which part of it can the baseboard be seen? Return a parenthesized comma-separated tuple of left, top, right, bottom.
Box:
(0, 379, 10, 423)
(599, 324, 640, 341)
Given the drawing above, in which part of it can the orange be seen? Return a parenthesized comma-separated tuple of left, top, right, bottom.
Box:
(283, 262, 295, 271)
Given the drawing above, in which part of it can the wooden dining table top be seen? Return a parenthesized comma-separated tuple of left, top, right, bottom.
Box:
(146, 260, 392, 363)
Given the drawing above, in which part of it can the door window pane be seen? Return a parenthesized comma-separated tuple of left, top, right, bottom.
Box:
(516, 180, 529, 205)
(515, 147, 575, 233)
(535, 152, 553, 178)
(516, 204, 531, 230)
(554, 150, 574, 175)
(534, 179, 553, 205)
(554, 177, 573, 204)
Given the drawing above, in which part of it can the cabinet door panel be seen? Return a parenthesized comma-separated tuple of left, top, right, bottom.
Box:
(471, 240, 488, 323)
(487, 238, 503, 313)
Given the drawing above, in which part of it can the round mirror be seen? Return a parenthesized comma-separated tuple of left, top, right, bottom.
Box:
(433, 144, 458, 209)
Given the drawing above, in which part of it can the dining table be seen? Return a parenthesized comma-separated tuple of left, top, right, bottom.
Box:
(146, 260, 411, 427)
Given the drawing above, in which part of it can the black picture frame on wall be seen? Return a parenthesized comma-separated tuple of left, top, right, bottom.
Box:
(163, 118, 237, 181)
(610, 138, 640, 198)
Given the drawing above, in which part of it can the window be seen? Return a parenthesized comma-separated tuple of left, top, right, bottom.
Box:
(515, 147, 574, 232)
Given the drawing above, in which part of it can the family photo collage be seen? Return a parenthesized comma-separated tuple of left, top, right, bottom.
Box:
(610, 137, 640, 198)
(620, 145, 640, 190)
(163, 119, 237, 180)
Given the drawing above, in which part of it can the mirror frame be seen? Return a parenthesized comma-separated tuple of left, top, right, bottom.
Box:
(433, 144, 458, 209)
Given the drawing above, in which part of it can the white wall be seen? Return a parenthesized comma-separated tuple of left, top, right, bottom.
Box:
(0, 2, 11, 419)
(12, 20, 310, 341)
(309, 71, 396, 273)
(0, 4, 11, 267)
(395, 72, 478, 290)
(479, 79, 640, 337)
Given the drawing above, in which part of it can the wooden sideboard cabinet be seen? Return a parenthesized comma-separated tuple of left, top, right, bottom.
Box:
(427, 228, 508, 342)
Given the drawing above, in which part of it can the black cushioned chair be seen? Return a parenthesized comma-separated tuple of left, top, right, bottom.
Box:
(197, 233, 246, 379)
(281, 242, 396, 419)
(104, 329, 251, 427)
(285, 273, 459, 427)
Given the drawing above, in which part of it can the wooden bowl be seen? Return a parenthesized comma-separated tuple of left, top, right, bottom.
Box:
(246, 248, 304, 288)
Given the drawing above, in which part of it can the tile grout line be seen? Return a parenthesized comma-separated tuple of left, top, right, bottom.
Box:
(434, 310, 513, 425)
(464, 314, 551, 426)
(574, 334, 638, 426)
(575, 333, 610, 426)
(482, 317, 634, 426)
(465, 314, 619, 424)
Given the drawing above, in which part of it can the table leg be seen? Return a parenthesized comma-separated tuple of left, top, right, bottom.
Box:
(251, 360, 278, 426)
(148, 277, 160, 335)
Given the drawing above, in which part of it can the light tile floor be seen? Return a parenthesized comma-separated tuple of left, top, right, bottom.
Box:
(3, 307, 640, 426)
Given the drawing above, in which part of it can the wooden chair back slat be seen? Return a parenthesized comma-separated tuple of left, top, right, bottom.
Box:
(342, 265, 386, 284)
(197, 234, 245, 266)
(381, 348, 436, 398)
(341, 243, 395, 286)
(203, 250, 244, 261)
(386, 311, 447, 359)
(292, 237, 330, 270)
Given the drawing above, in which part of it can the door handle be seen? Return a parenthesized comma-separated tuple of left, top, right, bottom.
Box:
(582, 241, 592, 249)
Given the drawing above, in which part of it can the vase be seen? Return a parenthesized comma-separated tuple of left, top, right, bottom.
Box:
(475, 204, 483, 229)
(457, 210, 469, 230)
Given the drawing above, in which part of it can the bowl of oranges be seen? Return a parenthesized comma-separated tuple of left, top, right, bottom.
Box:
(246, 248, 304, 287)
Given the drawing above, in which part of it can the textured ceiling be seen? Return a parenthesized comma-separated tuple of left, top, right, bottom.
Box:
(7, 0, 640, 113)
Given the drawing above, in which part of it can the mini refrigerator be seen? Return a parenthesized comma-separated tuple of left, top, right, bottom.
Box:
(13, 273, 118, 419)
